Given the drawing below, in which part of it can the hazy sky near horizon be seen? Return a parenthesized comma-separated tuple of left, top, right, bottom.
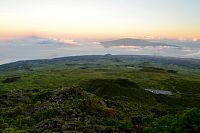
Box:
(0, 0, 200, 40)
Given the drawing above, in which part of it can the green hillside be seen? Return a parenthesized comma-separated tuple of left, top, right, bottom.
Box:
(0, 55, 200, 132)
(82, 79, 156, 104)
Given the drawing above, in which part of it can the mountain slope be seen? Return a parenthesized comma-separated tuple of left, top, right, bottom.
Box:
(0, 55, 200, 71)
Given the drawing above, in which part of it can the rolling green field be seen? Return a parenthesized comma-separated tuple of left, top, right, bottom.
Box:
(0, 55, 200, 132)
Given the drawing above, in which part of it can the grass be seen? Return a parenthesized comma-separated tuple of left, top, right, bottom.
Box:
(0, 65, 200, 132)
(1, 67, 200, 94)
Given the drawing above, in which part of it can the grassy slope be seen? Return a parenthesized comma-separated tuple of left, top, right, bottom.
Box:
(0, 67, 200, 96)
(0, 55, 200, 132)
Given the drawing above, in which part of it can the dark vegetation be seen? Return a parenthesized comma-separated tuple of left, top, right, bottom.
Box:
(2, 76, 21, 84)
(0, 55, 200, 132)
(140, 67, 177, 74)
(82, 79, 155, 104)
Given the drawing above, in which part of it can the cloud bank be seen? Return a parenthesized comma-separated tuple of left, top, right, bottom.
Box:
(0, 36, 200, 64)
(100, 38, 178, 48)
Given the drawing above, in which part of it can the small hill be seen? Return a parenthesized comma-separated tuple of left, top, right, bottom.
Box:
(82, 78, 155, 103)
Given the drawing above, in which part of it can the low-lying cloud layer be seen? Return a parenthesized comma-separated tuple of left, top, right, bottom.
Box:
(100, 38, 200, 59)
(100, 38, 178, 48)
(0, 36, 200, 64)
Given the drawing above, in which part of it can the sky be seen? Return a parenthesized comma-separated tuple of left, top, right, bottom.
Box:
(0, 0, 200, 40)
(0, 0, 200, 64)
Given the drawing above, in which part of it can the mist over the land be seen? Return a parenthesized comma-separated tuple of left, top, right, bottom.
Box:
(0, 36, 200, 64)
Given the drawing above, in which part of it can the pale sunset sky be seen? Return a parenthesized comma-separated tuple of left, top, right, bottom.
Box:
(0, 0, 200, 40)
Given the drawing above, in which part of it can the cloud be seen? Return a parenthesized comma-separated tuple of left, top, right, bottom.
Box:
(0, 37, 200, 65)
(186, 50, 200, 57)
(0, 58, 15, 65)
(153, 39, 200, 49)
(52, 38, 79, 45)
(113, 45, 141, 49)
(0, 36, 79, 46)
(100, 38, 178, 48)
(0, 36, 80, 64)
